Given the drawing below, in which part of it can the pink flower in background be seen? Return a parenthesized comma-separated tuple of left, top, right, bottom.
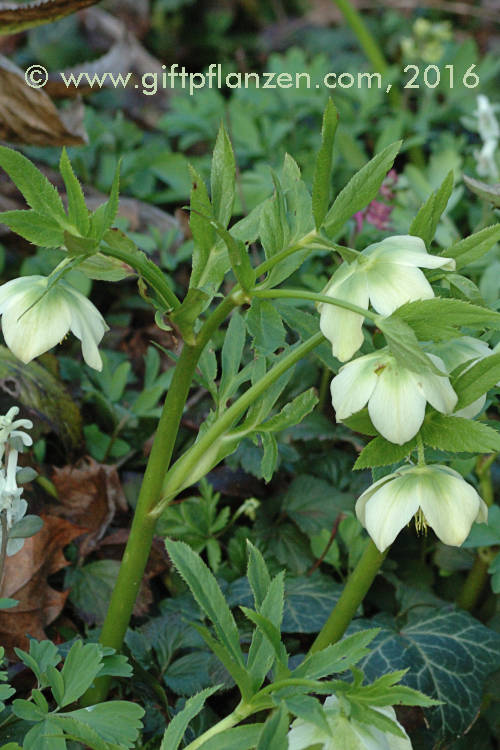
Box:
(354, 169, 398, 233)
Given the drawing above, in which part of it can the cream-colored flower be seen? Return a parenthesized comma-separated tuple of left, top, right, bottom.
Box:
(428, 336, 497, 418)
(0, 450, 27, 556)
(356, 464, 488, 552)
(0, 276, 108, 370)
(287, 695, 412, 750)
(319, 236, 455, 362)
(475, 95, 500, 143)
(0, 406, 32, 461)
(330, 348, 457, 444)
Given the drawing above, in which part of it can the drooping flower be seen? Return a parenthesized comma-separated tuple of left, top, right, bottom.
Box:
(330, 348, 457, 444)
(356, 464, 488, 552)
(319, 236, 455, 362)
(428, 336, 498, 418)
(0, 276, 108, 370)
(287, 695, 412, 750)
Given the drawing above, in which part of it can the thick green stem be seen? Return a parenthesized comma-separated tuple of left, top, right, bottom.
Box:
(457, 453, 497, 611)
(102, 242, 181, 312)
(310, 540, 387, 652)
(252, 288, 378, 321)
(82, 295, 238, 705)
(156, 332, 326, 510)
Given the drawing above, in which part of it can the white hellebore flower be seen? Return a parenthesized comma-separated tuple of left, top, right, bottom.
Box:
(319, 235, 455, 362)
(287, 695, 412, 750)
(0, 276, 108, 371)
(474, 138, 499, 180)
(0, 450, 28, 557)
(356, 464, 488, 552)
(429, 336, 498, 418)
(330, 348, 457, 444)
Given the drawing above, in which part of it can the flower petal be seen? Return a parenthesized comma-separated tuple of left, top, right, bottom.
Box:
(319, 268, 368, 362)
(330, 352, 380, 420)
(454, 394, 486, 419)
(368, 366, 426, 444)
(358, 473, 420, 551)
(419, 467, 484, 546)
(416, 354, 457, 414)
(367, 264, 434, 316)
(63, 285, 108, 371)
(367, 235, 455, 270)
(1, 284, 71, 363)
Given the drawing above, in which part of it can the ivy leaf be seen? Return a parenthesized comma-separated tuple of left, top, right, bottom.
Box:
(409, 170, 454, 248)
(350, 609, 500, 738)
(324, 141, 401, 237)
(159, 685, 221, 750)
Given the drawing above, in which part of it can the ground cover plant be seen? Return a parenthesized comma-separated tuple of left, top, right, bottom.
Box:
(0, 1, 499, 749)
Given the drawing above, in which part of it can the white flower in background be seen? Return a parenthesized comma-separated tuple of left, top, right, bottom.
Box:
(319, 236, 455, 362)
(474, 139, 499, 180)
(0, 276, 108, 371)
(475, 95, 500, 143)
(287, 695, 412, 750)
(330, 348, 457, 444)
(0, 406, 32, 461)
(0, 450, 27, 557)
(356, 464, 488, 552)
(428, 336, 498, 418)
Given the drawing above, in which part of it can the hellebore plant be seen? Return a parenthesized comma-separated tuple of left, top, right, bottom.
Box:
(1, 98, 500, 747)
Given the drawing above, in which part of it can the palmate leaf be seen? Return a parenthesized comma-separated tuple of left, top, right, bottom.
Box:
(61, 702, 144, 747)
(349, 609, 500, 738)
(0, 145, 65, 221)
(58, 640, 103, 707)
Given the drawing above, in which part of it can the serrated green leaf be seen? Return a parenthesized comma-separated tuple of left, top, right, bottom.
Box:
(260, 431, 278, 482)
(247, 542, 271, 609)
(283, 695, 331, 736)
(421, 413, 500, 453)
(160, 685, 221, 750)
(354, 436, 417, 469)
(89, 162, 120, 240)
(59, 641, 103, 707)
(312, 99, 338, 230)
(260, 388, 318, 433)
(292, 630, 378, 680)
(242, 605, 288, 672)
(219, 312, 246, 402)
(393, 298, 500, 341)
(0, 209, 64, 247)
(447, 274, 484, 305)
(442, 224, 500, 269)
(324, 141, 401, 237)
(350, 608, 500, 738)
(211, 124, 235, 228)
(409, 170, 453, 247)
(197, 725, 263, 750)
(165, 540, 244, 666)
(453, 351, 500, 409)
(0, 146, 66, 222)
(247, 572, 285, 689)
(246, 299, 286, 356)
(193, 623, 253, 699)
(59, 148, 89, 235)
(12, 698, 47, 722)
(62, 701, 144, 747)
(377, 316, 444, 375)
(256, 704, 289, 750)
(206, 215, 255, 290)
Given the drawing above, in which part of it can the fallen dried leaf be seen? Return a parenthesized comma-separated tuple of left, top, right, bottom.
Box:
(0, 55, 86, 146)
(0, 514, 84, 653)
(50, 457, 128, 556)
(0, 0, 99, 35)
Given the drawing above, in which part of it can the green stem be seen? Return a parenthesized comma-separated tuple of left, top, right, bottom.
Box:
(254, 231, 319, 277)
(102, 242, 181, 312)
(155, 332, 326, 511)
(457, 453, 497, 611)
(310, 540, 387, 652)
(331, 0, 387, 73)
(82, 295, 238, 705)
(252, 288, 378, 321)
(183, 702, 254, 750)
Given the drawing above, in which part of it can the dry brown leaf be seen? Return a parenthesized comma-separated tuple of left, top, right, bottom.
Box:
(0, 0, 100, 35)
(0, 55, 86, 146)
(50, 457, 128, 556)
(0, 514, 84, 653)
